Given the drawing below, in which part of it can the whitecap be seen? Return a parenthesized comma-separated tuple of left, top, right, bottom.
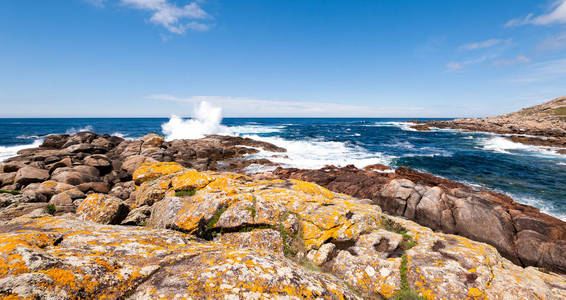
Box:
(0, 139, 43, 162)
(161, 101, 223, 140)
(365, 121, 417, 132)
(242, 135, 392, 170)
(65, 125, 94, 135)
(16, 134, 41, 140)
(478, 136, 563, 156)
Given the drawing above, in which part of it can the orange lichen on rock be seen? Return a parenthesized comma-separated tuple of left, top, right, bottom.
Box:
(132, 162, 184, 185)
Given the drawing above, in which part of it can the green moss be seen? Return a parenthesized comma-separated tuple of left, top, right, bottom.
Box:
(207, 205, 227, 230)
(381, 216, 416, 250)
(393, 254, 427, 300)
(551, 107, 566, 116)
(0, 189, 20, 195)
(175, 189, 196, 197)
(47, 204, 56, 215)
(141, 221, 147, 227)
(246, 196, 257, 219)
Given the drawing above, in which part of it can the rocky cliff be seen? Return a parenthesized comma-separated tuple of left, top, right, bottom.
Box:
(2, 162, 566, 299)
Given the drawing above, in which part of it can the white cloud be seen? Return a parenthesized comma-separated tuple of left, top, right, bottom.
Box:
(458, 39, 504, 51)
(537, 31, 566, 51)
(145, 94, 429, 117)
(510, 57, 566, 83)
(506, 0, 566, 26)
(492, 55, 530, 67)
(120, 0, 210, 34)
(445, 55, 496, 71)
(446, 62, 463, 70)
(84, 0, 108, 7)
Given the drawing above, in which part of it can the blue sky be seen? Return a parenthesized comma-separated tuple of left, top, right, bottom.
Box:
(1, 0, 566, 117)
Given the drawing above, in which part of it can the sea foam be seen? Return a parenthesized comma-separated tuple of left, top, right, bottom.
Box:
(0, 139, 43, 162)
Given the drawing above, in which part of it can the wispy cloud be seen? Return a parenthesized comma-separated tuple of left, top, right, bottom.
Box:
(537, 31, 566, 51)
(145, 94, 432, 117)
(84, 0, 108, 7)
(510, 57, 566, 83)
(445, 62, 463, 70)
(445, 55, 496, 71)
(85, 0, 212, 33)
(506, 0, 566, 27)
(492, 55, 530, 67)
(121, 0, 211, 33)
(458, 39, 508, 51)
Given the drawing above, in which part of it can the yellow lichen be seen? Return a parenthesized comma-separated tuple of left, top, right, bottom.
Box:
(132, 162, 184, 184)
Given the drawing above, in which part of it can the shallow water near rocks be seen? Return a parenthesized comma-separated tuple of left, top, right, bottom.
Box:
(1, 117, 565, 220)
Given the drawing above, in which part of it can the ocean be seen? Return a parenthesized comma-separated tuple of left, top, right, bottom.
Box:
(2, 113, 566, 220)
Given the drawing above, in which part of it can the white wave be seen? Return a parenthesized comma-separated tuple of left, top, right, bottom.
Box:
(219, 125, 284, 135)
(243, 164, 278, 174)
(558, 162, 566, 166)
(512, 195, 566, 221)
(16, 134, 41, 140)
(366, 121, 417, 132)
(479, 136, 562, 156)
(0, 139, 43, 162)
(463, 136, 474, 140)
(161, 101, 223, 141)
(161, 101, 286, 141)
(65, 125, 94, 135)
(243, 135, 392, 170)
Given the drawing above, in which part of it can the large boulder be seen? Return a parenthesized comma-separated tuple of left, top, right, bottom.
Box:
(14, 166, 49, 186)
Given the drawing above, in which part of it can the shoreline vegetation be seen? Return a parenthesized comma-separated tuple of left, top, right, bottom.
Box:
(1, 106, 566, 298)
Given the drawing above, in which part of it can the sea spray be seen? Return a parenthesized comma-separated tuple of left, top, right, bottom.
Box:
(161, 101, 223, 140)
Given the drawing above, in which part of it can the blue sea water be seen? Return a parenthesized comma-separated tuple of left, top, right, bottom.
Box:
(1, 117, 566, 220)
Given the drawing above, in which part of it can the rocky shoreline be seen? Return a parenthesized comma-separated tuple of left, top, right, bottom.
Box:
(410, 96, 566, 154)
(2, 132, 566, 298)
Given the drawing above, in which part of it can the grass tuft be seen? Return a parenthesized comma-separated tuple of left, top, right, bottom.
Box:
(175, 189, 196, 197)
(0, 190, 20, 195)
(47, 204, 56, 215)
(207, 205, 227, 230)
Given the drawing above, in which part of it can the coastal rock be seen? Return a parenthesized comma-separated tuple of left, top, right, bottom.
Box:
(83, 154, 112, 173)
(214, 229, 284, 255)
(416, 95, 566, 149)
(120, 205, 151, 226)
(102, 167, 566, 297)
(140, 133, 165, 148)
(121, 155, 157, 176)
(0, 172, 15, 187)
(14, 166, 49, 186)
(2, 167, 566, 298)
(274, 165, 566, 273)
(76, 193, 129, 224)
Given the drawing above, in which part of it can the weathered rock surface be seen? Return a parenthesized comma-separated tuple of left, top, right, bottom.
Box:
(2, 164, 566, 299)
(274, 165, 566, 273)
